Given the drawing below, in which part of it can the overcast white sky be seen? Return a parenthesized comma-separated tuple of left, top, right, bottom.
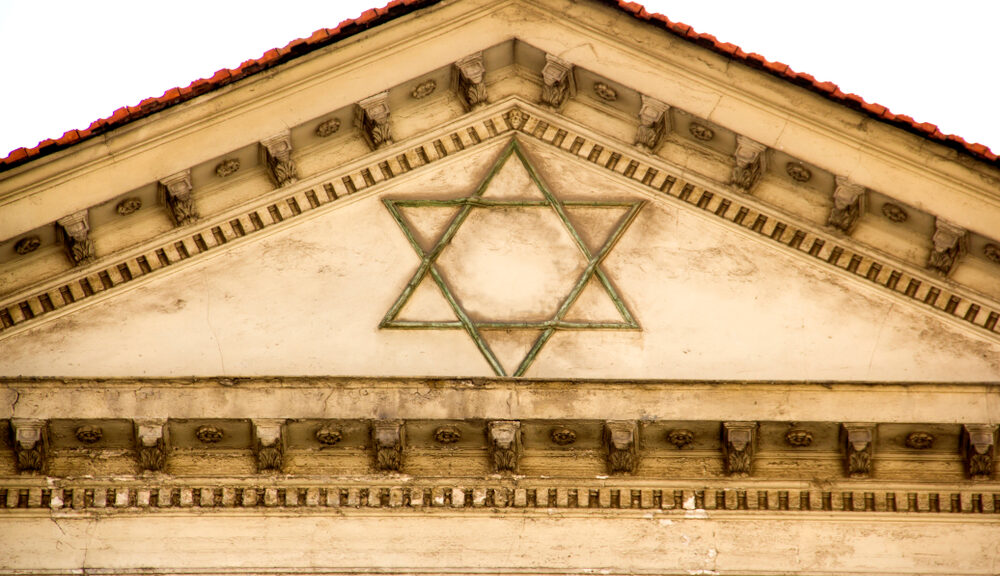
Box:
(1, 1, 997, 157)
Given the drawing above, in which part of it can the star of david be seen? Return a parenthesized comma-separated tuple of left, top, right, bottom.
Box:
(380, 139, 644, 377)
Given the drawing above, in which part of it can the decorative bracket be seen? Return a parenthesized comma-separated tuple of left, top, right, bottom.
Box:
(722, 421, 757, 477)
(159, 170, 199, 226)
(11, 419, 47, 474)
(487, 420, 522, 473)
(454, 52, 488, 110)
(540, 54, 572, 109)
(603, 420, 638, 475)
(828, 176, 866, 233)
(371, 420, 404, 472)
(635, 95, 669, 151)
(927, 218, 967, 276)
(842, 423, 876, 478)
(356, 92, 393, 150)
(259, 132, 299, 188)
(134, 420, 167, 472)
(962, 424, 996, 480)
(253, 419, 285, 473)
(56, 210, 95, 266)
(731, 136, 767, 192)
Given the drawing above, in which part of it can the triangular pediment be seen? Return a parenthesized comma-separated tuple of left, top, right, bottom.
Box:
(1, 102, 997, 380)
(1, 0, 999, 382)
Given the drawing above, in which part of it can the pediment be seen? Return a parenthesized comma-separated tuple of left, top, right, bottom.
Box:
(2, 0, 999, 381)
(1, 100, 998, 380)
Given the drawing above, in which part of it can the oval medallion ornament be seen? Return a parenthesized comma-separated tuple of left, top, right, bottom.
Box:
(667, 429, 695, 449)
(785, 162, 812, 182)
(215, 159, 241, 178)
(116, 197, 143, 215)
(785, 428, 813, 447)
(315, 426, 342, 446)
(433, 426, 462, 444)
(315, 118, 341, 137)
(592, 82, 617, 102)
(983, 243, 1000, 265)
(75, 425, 103, 444)
(195, 425, 224, 444)
(688, 123, 714, 142)
(411, 80, 436, 99)
(550, 427, 577, 446)
(905, 431, 935, 449)
(14, 236, 41, 255)
(881, 203, 908, 223)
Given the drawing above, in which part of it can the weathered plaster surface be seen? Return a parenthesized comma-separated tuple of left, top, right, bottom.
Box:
(2, 140, 998, 380)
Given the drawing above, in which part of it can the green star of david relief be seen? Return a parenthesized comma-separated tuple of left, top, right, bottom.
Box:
(381, 139, 644, 377)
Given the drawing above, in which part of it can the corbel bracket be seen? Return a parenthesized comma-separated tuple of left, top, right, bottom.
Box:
(455, 52, 488, 110)
(56, 210, 95, 266)
(635, 95, 670, 151)
(604, 420, 638, 475)
(159, 170, 199, 226)
(732, 136, 767, 192)
(11, 419, 47, 474)
(356, 92, 393, 150)
(828, 176, 866, 233)
(372, 420, 404, 472)
(253, 420, 285, 473)
(722, 421, 757, 477)
(842, 423, 876, 478)
(134, 420, 167, 472)
(540, 54, 573, 109)
(487, 420, 522, 474)
(927, 218, 967, 276)
(259, 132, 298, 188)
(962, 424, 996, 480)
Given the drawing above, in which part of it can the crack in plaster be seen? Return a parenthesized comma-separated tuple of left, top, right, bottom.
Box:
(204, 287, 227, 376)
(866, 303, 894, 378)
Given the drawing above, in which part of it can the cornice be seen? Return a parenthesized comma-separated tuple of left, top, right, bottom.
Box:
(517, 0, 1000, 225)
(2, 101, 998, 347)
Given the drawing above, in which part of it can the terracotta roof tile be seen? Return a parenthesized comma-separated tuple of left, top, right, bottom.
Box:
(3, 0, 996, 171)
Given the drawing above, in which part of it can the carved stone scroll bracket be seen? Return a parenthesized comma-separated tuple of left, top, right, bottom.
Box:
(56, 210, 95, 266)
(962, 424, 997, 480)
(540, 54, 573, 109)
(134, 420, 167, 472)
(259, 132, 299, 188)
(635, 95, 670, 152)
(253, 420, 285, 473)
(927, 218, 968, 276)
(11, 419, 47, 474)
(731, 136, 767, 192)
(487, 420, 522, 474)
(828, 176, 866, 233)
(159, 170, 200, 227)
(454, 51, 488, 110)
(356, 92, 393, 150)
(722, 421, 757, 477)
(603, 421, 638, 475)
(372, 420, 404, 472)
(842, 423, 876, 478)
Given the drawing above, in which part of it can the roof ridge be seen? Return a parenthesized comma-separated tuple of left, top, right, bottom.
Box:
(1, 0, 996, 172)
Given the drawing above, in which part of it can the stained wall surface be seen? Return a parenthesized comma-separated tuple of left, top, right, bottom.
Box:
(3, 138, 998, 380)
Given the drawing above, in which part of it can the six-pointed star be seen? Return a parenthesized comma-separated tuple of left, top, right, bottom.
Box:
(381, 139, 644, 377)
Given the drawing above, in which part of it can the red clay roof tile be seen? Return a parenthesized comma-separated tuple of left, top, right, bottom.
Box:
(2, 0, 995, 171)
